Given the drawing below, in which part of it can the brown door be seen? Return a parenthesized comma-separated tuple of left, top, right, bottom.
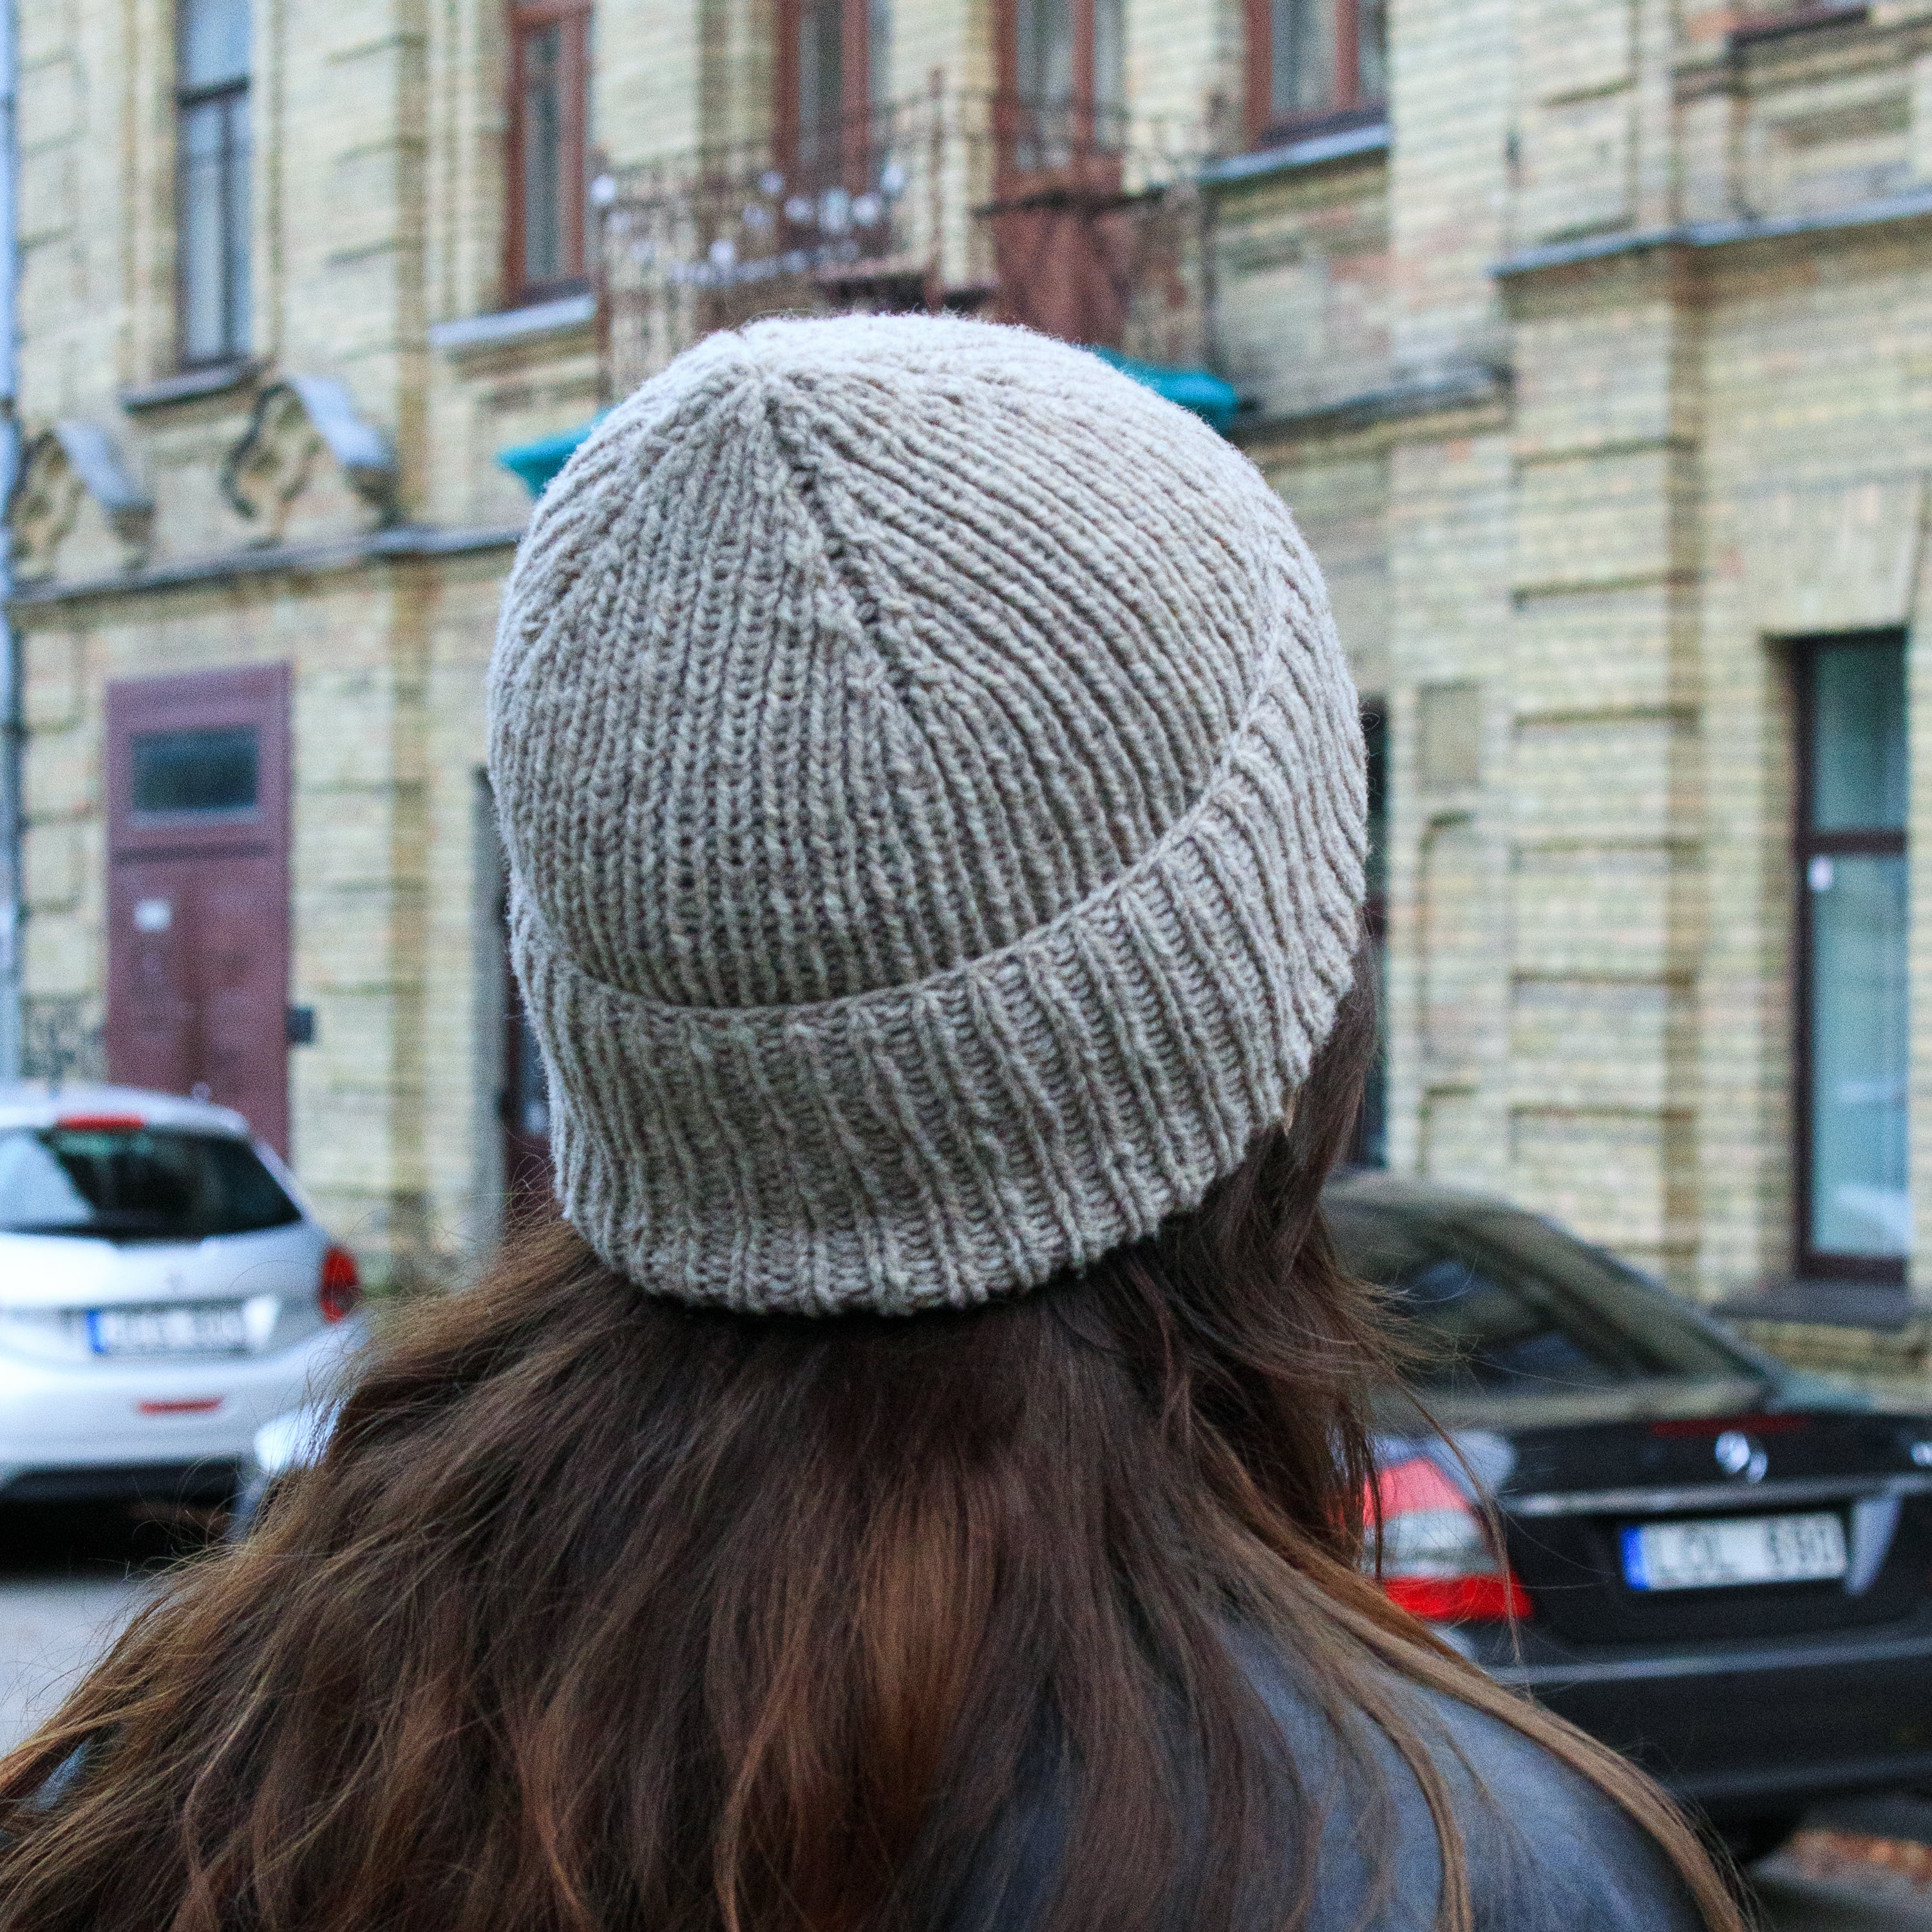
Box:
(993, 0, 1130, 345)
(106, 668, 292, 1153)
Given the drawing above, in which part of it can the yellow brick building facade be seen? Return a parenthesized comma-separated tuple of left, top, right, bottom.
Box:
(8, 0, 1932, 1317)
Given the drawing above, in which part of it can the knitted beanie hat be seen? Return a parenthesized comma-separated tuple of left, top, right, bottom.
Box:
(488, 314, 1365, 1316)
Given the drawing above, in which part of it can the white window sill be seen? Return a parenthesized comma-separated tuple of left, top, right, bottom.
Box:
(1199, 122, 1390, 188)
(426, 292, 597, 357)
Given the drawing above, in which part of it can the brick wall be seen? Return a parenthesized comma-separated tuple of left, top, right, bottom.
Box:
(13, 0, 1932, 1318)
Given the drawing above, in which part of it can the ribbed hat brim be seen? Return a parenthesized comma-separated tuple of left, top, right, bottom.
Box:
(512, 656, 1365, 1316)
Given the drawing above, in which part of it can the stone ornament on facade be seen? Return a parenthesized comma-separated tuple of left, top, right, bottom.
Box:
(219, 375, 399, 543)
(19, 994, 105, 1088)
(6, 422, 154, 581)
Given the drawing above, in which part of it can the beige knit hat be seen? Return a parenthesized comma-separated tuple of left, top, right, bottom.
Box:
(488, 314, 1365, 1316)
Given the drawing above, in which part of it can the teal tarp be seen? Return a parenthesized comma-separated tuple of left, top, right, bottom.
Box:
(498, 421, 598, 497)
(1084, 346, 1241, 434)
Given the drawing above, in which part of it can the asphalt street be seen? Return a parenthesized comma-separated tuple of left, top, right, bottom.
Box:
(0, 1507, 158, 1755)
(0, 1511, 1920, 1928)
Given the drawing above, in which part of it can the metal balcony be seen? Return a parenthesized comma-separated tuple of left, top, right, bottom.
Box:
(595, 87, 1209, 399)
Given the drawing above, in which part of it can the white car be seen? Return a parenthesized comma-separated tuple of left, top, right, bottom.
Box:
(0, 1084, 370, 1506)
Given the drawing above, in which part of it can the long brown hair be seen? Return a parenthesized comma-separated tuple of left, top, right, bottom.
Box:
(0, 976, 1742, 1932)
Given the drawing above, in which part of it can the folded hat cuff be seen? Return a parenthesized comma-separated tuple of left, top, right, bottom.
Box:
(510, 665, 1367, 1316)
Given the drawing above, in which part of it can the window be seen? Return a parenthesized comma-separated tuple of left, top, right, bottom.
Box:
(129, 726, 259, 819)
(176, 0, 251, 366)
(989, 0, 1128, 346)
(779, 0, 891, 181)
(1003, 0, 1124, 164)
(508, 0, 592, 299)
(1012, 0, 1122, 118)
(1795, 634, 1908, 1280)
(1245, 0, 1386, 145)
(1327, 1196, 1761, 1397)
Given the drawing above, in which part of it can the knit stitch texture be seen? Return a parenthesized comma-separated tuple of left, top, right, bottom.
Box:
(488, 314, 1366, 1315)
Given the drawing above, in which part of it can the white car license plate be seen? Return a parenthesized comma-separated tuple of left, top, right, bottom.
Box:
(86, 1303, 249, 1358)
(1620, 1511, 1847, 1592)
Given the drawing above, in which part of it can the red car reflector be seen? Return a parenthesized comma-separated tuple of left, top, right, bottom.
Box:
(318, 1245, 363, 1323)
(1378, 1455, 1467, 1516)
(138, 1398, 223, 1416)
(55, 1114, 145, 1133)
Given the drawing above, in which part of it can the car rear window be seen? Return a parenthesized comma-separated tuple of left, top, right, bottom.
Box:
(1327, 1197, 1758, 1394)
(0, 1124, 301, 1242)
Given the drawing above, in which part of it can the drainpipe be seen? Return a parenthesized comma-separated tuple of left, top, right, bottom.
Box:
(0, 0, 18, 1081)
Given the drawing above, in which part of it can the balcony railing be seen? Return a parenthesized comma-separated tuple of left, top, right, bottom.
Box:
(596, 87, 1208, 399)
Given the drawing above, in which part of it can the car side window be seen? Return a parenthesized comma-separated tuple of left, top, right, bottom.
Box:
(1396, 1255, 1624, 1391)
(1329, 1200, 1747, 1393)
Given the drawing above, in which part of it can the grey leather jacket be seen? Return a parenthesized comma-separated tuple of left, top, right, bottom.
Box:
(955, 1645, 1706, 1932)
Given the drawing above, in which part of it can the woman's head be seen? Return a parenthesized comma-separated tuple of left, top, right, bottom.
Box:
(488, 314, 1366, 1315)
(0, 317, 1741, 1932)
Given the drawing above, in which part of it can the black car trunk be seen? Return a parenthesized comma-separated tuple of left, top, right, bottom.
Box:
(1496, 1408, 1932, 1647)
(1330, 1176, 1932, 1652)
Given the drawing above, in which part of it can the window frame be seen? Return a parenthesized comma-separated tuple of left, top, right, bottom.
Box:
(994, 0, 1124, 160)
(1792, 630, 1909, 1285)
(506, 0, 593, 305)
(773, 0, 879, 188)
(1244, 0, 1385, 149)
(174, 0, 251, 370)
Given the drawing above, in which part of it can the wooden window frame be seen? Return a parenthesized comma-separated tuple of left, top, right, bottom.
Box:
(1792, 631, 1909, 1285)
(996, 0, 1099, 113)
(1244, 0, 1385, 150)
(992, 0, 1122, 155)
(175, 1, 251, 370)
(506, 0, 592, 305)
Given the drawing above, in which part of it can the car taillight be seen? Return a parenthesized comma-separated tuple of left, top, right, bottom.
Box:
(1370, 1455, 1531, 1624)
(55, 1113, 144, 1132)
(318, 1245, 362, 1323)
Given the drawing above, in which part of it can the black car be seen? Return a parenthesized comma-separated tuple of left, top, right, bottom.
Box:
(1329, 1169, 1932, 1860)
